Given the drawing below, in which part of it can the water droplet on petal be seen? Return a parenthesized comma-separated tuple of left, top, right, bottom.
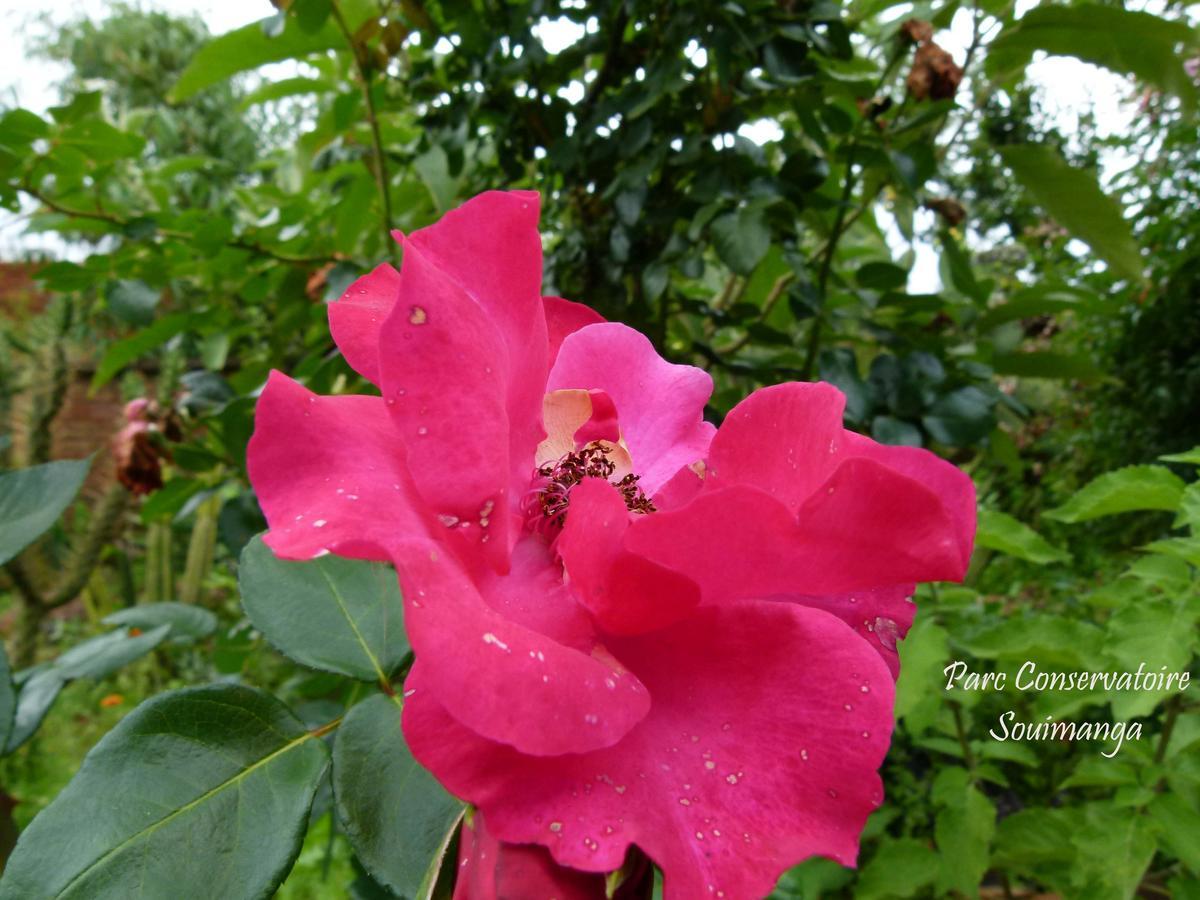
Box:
(549, 822, 562, 833)
(313, 519, 327, 528)
(409, 306, 427, 325)
(874, 616, 900, 650)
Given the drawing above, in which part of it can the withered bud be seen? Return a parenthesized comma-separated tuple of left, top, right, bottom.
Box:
(306, 263, 334, 301)
(900, 19, 934, 45)
(907, 41, 964, 101)
(925, 197, 967, 226)
(112, 399, 175, 496)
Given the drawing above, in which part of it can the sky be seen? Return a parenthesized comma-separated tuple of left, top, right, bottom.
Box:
(0, 0, 1136, 289)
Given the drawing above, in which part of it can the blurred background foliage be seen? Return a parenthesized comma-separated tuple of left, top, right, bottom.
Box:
(0, 0, 1198, 896)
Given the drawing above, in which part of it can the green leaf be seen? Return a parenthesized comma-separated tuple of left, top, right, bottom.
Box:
(1069, 804, 1156, 898)
(91, 313, 193, 391)
(1149, 794, 1200, 873)
(976, 509, 1069, 564)
(856, 261, 908, 291)
(921, 386, 994, 446)
(991, 807, 1078, 887)
(57, 119, 145, 162)
(1046, 465, 1186, 522)
(0, 644, 15, 753)
(139, 477, 205, 524)
(977, 285, 1111, 331)
(818, 348, 869, 424)
(999, 145, 1142, 282)
(988, 5, 1198, 104)
(894, 616, 948, 734)
(0, 109, 50, 147)
(104, 279, 160, 326)
(333, 694, 465, 898)
(171, 17, 343, 102)
(1161, 446, 1200, 466)
(0, 458, 92, 565)
(870, 415, 922, 447)
(932, 768, 995, 895)
(53, 625, 171, 680)
(5, 668, 65, 754)
(238, 76, 333, 110)
(958, 615, 1103, 670)
(855, 837, 937, 899)
(1105, 597, 1198, 719)
(0, 685, 329, 899)
(103, 603, 218, 644)
(711, 206, 771, 276)
(992, 350, 1104, 381)
(239, 536, 409, 682)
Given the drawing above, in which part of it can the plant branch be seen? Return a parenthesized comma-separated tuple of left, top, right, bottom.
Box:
(717, 272, 795, 355)
(18, 183, 335, 265)
(799, 46, 907, 380)
(331, 0, 395, 255)
(1153, 694, 1182, 767)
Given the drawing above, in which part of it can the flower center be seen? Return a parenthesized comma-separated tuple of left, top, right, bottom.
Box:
(528, 443, 656, 530)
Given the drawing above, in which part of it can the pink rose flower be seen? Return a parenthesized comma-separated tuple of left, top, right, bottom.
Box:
(248, 191, 975, 898)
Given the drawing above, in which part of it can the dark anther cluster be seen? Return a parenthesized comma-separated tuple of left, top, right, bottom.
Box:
(534, 443, 656, 527)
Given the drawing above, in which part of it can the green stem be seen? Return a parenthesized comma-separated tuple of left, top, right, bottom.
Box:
(799, 47, 906, 380)
(179, 494, 221, 606)
(330, 0, 395, 255)
(1153, 694, 1182, 767)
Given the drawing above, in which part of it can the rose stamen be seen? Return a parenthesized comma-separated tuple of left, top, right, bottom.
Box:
(526, 443, 655, 529)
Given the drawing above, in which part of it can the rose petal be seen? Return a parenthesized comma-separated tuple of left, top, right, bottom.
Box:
(839, 431, 976, 574)
(327, 262, 401, 385)
(557, 479, 700, 636)
(537, 390, 622, 469)
(707, 382, 846, 513)
(454, 812, 605, 900)
(247, 371, 427, 562)
(705, 381, 975, 573)
(378, 243, 515, 570)
(405, 601, 895, 900)
(402, 190, 548, 484)
(626, 470, 963, 598)
(547, 323, 715, 496)
(379, 192, 549, 570)
(786, 585, 917, 678)
(394, 537, 650, 756)
(545, 295, 605, 368)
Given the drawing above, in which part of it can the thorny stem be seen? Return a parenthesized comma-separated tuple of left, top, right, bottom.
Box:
(330, 0, 395, 257)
